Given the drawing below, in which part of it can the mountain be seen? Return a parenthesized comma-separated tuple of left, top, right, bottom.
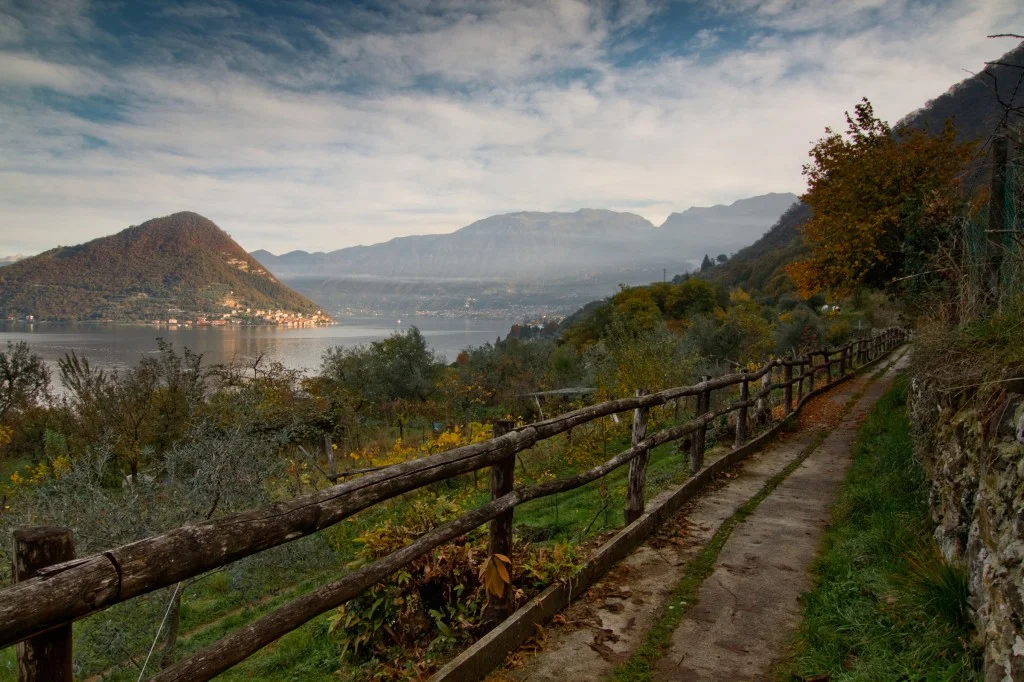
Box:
(703, 201, 812, 295)
(898, 42, 1024, 141)
(253, 194, 799, 282)
(0, 255, 25, 268)
(657, 193, 799, 259)
(705, 42, 1024, 296)
(0, 212, 325, 321)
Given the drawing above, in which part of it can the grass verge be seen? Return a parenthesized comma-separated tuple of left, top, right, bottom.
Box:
(777, 376, 982, 681)
(609, 358, 890, 682)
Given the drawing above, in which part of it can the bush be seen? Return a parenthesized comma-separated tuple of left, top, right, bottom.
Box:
(773, 306, 825, 355)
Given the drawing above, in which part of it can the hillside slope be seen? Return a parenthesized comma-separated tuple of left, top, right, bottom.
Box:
(704, 41, 1024, 295)
(0, 212, 323, 321)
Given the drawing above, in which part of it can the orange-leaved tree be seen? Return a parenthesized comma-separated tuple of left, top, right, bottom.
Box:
(787, 98, 974, 299)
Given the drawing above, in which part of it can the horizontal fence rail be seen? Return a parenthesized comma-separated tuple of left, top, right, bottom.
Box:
(1, 327, 908, 681)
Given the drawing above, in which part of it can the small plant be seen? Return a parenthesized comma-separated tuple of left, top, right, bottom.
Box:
(902, 544, 973, 635)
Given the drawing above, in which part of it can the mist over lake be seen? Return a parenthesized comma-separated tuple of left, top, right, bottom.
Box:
(0, 316, 515, 380)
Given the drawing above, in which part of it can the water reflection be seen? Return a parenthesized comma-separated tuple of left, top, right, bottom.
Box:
(0, 317, 514, 381)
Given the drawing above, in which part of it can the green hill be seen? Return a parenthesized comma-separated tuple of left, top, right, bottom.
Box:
(0, 212, 325, 321)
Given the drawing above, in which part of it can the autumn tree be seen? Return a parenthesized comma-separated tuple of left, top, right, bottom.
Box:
(787, 98, 974, 298)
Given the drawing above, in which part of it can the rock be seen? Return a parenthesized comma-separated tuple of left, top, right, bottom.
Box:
(911, 380, 1024, 680)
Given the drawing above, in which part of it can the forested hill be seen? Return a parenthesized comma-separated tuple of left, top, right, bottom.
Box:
(703, 41, 1024, 296)
(0, 212, 323, 321)
(898, 42, 1024, 141)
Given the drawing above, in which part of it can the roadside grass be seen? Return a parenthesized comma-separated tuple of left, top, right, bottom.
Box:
(778, 376, 982, 681)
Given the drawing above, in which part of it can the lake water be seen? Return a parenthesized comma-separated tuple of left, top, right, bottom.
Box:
(0, 316, 515, 378)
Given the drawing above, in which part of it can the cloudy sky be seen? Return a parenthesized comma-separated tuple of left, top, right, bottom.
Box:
(0, 0, 1019, 256)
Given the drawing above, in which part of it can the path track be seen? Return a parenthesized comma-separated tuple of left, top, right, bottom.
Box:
(497, 349, 908, 681)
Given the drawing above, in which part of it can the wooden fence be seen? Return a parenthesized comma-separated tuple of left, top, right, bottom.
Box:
(1, 327, 908, 681)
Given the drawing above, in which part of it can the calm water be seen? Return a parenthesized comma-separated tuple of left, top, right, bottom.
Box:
(0, 317, 514, 378)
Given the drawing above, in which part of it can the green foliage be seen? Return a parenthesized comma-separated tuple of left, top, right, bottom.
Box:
(322, 327, 440, 409)
(0, 341, 49, 422)
(783, 379, 982, 680)
(585, 320, 697, 398)
(679, 291, 774, 366)
(773, 306, 826, 355)
(560, 278, 722, 350)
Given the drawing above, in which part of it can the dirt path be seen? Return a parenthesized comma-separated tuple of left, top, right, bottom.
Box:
(496, 351, 907, 682)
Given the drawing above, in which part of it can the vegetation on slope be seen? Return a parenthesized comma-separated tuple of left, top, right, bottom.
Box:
(0, 212, 322, 321)
(780, 378, 981, 680)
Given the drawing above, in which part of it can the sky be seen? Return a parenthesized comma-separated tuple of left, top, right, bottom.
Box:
(0, 0, 1020, 256)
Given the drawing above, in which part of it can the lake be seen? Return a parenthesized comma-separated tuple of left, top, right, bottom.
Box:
(0, 316, 515, 379)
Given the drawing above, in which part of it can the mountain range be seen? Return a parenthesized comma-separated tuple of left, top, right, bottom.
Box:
(0, 212, 322, 321)
(251, 193, 799, 282)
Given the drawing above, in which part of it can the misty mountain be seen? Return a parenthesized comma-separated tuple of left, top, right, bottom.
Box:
(253, 193, 799, 282)
(657, 192, 799, 259)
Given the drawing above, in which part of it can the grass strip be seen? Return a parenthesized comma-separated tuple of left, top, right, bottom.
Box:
(610, 359, 889, 682)
(777, 376, 982, 681)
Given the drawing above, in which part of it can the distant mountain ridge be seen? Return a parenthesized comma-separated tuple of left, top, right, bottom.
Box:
(0, 212, 323, 321)
(253, 193, 799, 281)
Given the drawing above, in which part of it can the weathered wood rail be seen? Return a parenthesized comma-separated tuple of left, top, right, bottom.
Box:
(2, 327, 908, 681)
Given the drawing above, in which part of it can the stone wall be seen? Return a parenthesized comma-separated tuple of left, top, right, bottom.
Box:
(909, 376, 1024, 681)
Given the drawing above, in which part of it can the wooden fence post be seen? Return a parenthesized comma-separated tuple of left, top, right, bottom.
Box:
(690, 380, 709, 474)
(755, 370, 771, 425)
(808, 354, 817, 392)
(14, 527, 75, 682)
(483, 419, 516, 629)
(783, 362, 793, 414)
(796, 361, 804, 404)
(735, 372, 749, 448)
(323, 434, 336, 478)
(625, 389, 650, 525)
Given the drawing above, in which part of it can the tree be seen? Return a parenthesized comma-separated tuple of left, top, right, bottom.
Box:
(716, 254, 728, 264)
(787, 98, 973, 298)
(321, 327, 441, 409)
(700, 254, 714, 272)
(0, 341, 50, 423)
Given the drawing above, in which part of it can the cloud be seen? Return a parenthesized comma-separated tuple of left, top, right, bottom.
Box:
(0, 0, 1020, 256)
(160, 1, 241, 20)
